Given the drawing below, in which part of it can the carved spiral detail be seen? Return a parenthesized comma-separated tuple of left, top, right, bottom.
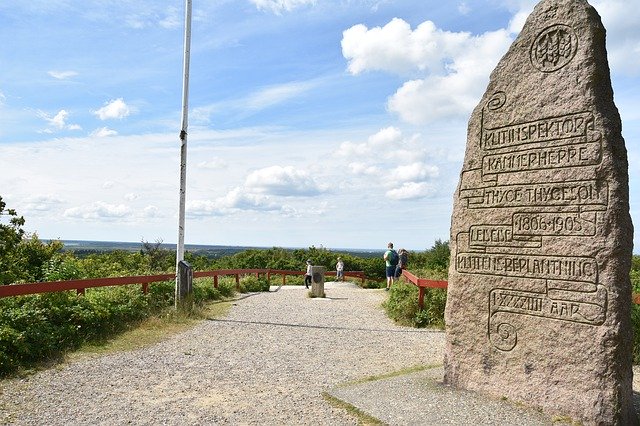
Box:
(487, 91, 506, 111)
(490, 322, 517, 352)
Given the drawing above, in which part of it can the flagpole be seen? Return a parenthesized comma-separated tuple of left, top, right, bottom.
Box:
(176, 0, 192, 307)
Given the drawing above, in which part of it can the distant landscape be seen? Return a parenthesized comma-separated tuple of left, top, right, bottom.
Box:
(56, 240, 385, 259)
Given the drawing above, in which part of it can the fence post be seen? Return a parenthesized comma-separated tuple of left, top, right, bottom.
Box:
(175, 260, 193, 312)
(213, 275, 218, 289)
(418, 286, 425, 311)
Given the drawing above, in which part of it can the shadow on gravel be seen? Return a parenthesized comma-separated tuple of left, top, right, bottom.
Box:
(206, 318, 440, 334)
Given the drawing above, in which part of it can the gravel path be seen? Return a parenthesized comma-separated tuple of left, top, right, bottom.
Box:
(0, 282, 445, 425)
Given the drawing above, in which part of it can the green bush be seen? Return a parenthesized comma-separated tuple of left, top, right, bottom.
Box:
(0, 278, 235, 377)
(238, 275, 270, 292)
(383, 281, 421, 327)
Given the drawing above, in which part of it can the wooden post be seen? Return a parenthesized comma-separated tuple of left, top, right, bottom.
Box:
(418, 286, 425, 311)
(213, 275, 218, 288)
(176, 260, 193, 312)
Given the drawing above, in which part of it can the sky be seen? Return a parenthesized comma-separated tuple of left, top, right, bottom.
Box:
(0, 0, 638, 252)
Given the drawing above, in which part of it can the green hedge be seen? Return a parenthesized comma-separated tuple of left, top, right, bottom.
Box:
(0, 278, 237, 377)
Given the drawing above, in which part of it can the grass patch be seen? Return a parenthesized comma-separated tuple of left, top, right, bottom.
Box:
(66, 300, 232, 362)
(321, 392, 386, 426)
(339, 364, 439, 388)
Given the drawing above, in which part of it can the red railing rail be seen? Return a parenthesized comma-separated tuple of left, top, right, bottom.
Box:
(0, 269, 366, 299)
(400, 270, 447, 311)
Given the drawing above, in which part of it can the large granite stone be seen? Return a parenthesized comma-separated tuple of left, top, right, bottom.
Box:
(444, 0, 636, 423)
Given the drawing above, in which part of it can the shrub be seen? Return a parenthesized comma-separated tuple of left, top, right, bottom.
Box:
(383, 281, 420, 327)
(0, 278, 235, 377)
(238, 275, 270, 292)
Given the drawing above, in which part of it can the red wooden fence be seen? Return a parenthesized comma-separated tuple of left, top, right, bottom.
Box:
(0, 269, 366, 298)
(399, 270, 448, 310)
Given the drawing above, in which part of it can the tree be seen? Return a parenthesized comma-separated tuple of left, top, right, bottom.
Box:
(0, 196, 25, 284)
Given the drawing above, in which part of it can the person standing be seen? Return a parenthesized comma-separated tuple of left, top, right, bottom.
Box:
(395, 248, 408, 278)
(304, 259, 312, 289)
(383, 242, 398, 291)
(336, 257, 344, 281)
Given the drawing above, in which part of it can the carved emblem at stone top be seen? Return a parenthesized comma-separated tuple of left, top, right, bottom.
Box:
(531, 24, 578, 72)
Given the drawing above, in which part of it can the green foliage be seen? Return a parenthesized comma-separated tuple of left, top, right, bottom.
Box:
(410, 239, 450, 273)
(0, 279, 233, 377)
(632, 305, 640, 364)
(383, 281, 421, 327)
(0, 196, 26, 285)
(42, 254, 83, 281)
(631, 255, 640, 293)
(238, 275, 270, 292)
(382, 278, 446, 328)
(12, 235, 64, 283)
(1, 197, 65, 284)
(140, 239, 174, 273)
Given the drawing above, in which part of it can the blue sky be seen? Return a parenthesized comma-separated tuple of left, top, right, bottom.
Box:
(0, 0, 638, 251)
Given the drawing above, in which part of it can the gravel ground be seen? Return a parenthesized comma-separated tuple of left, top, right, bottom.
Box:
(2, 282, 638, 425)
(0, 282, 444, 425)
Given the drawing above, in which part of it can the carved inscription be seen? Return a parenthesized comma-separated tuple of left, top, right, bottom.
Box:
(513, 211, 596, 236)
(482, 141, 601, 176)
(465, 180, 608, 209)
(457, 253, 597, 283)
(490, 287, 606, 325)
(482, 112, 595, 150)
(469, 224, 541, 249)
(456, 88, 609, 350)
(530, 24, 578, 72)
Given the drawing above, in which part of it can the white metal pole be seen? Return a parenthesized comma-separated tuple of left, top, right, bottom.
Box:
(176, 0, 192, 299)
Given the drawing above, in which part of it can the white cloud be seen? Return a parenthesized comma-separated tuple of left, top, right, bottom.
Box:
(191, 80, 317, 125)
(124, 193, 139, 201)
(385, 182, 436, 200)
(245, 81, 316, 111)
(250, 0, 316, 14)
(388, 162, 439, 183)
(197, 158, 228, 169)
(38, 109, 82, 132)
(342, 18, 470, 76)
(244, 165, 325, 196)
(186, 188, 283, 217)
(93, 98, 131, 120)
(336, 126, 444, 201)
(342, 18, 513, 123)
(47, 70, 78, 80)
(19, 195, 65, 214)
(348, 162, 379, 176)
(64, 201, 132, 220)
(142, 205, 161, 218)
(123, 6, 182, 29)
(90, 127, 118, 137)
(336, 140, 370, 157)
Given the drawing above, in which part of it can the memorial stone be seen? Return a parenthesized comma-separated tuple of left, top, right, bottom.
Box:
(444, 0, 636, 423)
(311, 266, 326, 298)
